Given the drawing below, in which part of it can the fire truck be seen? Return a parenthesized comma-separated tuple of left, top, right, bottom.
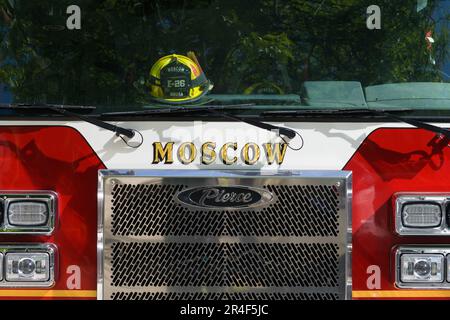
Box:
(0, 0, 449, 300)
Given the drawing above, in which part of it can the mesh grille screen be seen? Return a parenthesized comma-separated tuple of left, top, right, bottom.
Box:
(101, 173, 350, 300)
(110, 292, 339, 301)
(111, 242, 339, 287)
(111, 184, 340, 237)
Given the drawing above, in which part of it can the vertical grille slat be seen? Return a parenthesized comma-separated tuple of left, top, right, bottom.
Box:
(100, 171, 351, 300)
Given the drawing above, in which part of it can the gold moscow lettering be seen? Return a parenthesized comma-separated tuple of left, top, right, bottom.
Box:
(201, 142, 217, 165)
(243, 142, 261, 165)
(264, 143, 288, 165)
(152, 142, 174, 164)
(220, 143, 237, 165)
(152, 142, 288, 165)
(177, 142, 197, 164)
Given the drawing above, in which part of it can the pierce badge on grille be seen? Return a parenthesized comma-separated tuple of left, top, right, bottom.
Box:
(176, 186, 274, 209)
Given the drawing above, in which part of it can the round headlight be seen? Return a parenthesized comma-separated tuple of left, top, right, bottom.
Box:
(414, 260, 431, 277)
(18, 258, 36, 276)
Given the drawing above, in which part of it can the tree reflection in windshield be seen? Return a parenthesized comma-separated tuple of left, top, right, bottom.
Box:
(0, 0, 448, 108)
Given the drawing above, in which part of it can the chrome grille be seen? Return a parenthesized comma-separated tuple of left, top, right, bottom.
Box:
(111, 184, 340, 237)
(98, 170, 352, 300)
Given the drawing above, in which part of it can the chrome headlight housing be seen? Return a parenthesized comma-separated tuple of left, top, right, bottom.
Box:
(396, 247, 450, 289)
(395, 195, 450, 236)
(0, 192, 56, 234)
(0, 244, 56, 287)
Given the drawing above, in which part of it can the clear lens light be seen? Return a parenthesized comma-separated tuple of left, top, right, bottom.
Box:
(402, 203, 442, 228)
(7, 201, 48, 226)
(447, 255, 450, 282)
(5, 253, 50, 282)
(401, 254, 444, 283)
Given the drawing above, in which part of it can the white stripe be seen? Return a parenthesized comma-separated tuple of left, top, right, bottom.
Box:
(0, 121, 445, 170)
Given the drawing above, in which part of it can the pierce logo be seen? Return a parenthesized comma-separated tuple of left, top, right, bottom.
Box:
(177, 186, 274, 209)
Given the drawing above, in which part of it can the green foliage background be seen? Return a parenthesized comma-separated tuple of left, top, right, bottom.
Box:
(0, 0, 448, 107)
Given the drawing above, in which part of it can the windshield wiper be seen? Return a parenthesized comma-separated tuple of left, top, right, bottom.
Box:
(263, 108, 450, 139)
(0, 103, 96, 111)
(99, 103, 252, 116)
(100, 104, 298, 140)
(0, 103, 135, 139)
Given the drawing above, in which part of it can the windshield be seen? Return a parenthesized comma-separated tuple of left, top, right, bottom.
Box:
(0, 0, 449, 111)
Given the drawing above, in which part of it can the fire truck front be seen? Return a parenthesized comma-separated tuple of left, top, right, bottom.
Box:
(0, 0, 449, 300)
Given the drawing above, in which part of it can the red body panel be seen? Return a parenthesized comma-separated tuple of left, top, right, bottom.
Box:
(1, 125, 449, 299)
(345, 128, 450, 299)
(0, 126, 104, 299)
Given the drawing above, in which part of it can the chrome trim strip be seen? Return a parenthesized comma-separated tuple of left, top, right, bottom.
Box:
(99, 169, 352, 179)
(97, 172, 106, 300)
(345, 174, 353, 300)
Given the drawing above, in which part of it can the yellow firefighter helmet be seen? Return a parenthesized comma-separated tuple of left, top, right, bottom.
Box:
(148, 53, 212, 104)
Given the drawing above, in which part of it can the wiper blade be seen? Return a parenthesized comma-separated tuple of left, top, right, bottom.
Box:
(264, 108, 450, 140)
(100, 104, 297, 140)
(99, 103, 254, 116)
(208, 109, 297, 140)
(371, 109, 450, 140)
(207, 94, 302, 104)
(263, 107, 413, 115)
(0, 103, 96, 111)
(0, 103, 135, 139)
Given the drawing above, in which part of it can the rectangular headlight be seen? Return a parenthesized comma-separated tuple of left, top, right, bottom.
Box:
(395, 195, 449, 236)
(0, 193, 56, 234)
(448, 255, 450, 283)
(5, 252, 50, 282)
(402, 203, 442, 228)
(0, 244, 55, 287)
(396, 247, 450, 289)
(7, 201, 48, 226)
(400, 254, 444, 283)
